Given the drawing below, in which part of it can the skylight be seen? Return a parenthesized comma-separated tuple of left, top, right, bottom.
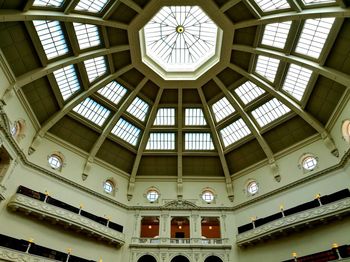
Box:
(111, 118, 141, 146)
(251, 98, 291, 127)
(53, 65, 80, 100)
(97, 81, 127, 105)
(295, 18, 335, 59)
(261, 21, 292, 49)
(146, 133, 176, 150)
(234, 81, 265, 105)
(33, 0, 65, 7)
(301, 0, 336, 5)
(255, 55, 280, 82)
(154, 108, 175, 126)
(254, 0, 290, 12)
(282, 64, 313, 101)
(126, 97, 149, 122)
(212, 97, 235, 122)
(220, 119, 251, 147)
(74, 0, 109, 13)
(73, 97, 110, 126)
(73, 23, 101, 50)
(33, 20, 68, 59)
(185, 133, 214, 150)
(83, 56, 107, 83)
(185, 108, 207, 126)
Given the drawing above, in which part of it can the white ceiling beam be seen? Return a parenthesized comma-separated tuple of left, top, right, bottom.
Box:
(198, 87, 235, 202)
(234, 6, 350, 29)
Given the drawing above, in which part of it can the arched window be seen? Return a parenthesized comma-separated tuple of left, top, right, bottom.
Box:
(342, 119, 350, 143)
(138, 255, 157, 262)
(103, 180, 114, 194)
(10, 119, 26, 142)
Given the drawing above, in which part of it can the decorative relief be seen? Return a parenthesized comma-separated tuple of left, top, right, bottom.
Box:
(162, 200, 198, 210)
(0, 247, 54, 262)
(8, 194, 125, 246)
(236, 198, 350, 245)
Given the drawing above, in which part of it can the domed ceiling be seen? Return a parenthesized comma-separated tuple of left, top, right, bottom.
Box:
(0, 0, 349, 188)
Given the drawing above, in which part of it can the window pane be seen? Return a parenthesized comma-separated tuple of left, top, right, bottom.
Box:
(75, 0, 109, 13)
(255, 0, 290, 12)
(53, 65, 81, 100)
(126, 97, 149, 122)
(185, 108, 206, 126)
(146, 133, 175, 150)
(302, 0, 336, 5)
(97, 81, 127, 105)
(212, 97, 235, 122)
(33, 0, 65, 7)
(73, 23, 101, 50)
(73, 97, 111, 126)
(255, 55, 280, 82)
(154, 108, 175, 126)
(261, 22, 292, 49)
(83, 56, 107, 83)
(185, 133, 214, 150)
(220, 119, 251, 147)
(111, 118, 141, 146)
(282, 64, 312, 101)
(235, 81, 265, 105)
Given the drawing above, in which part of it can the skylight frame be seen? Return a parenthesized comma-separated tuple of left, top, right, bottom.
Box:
(53, 65, 81, 101)
(185, 108, 207, 126)
(295, 18, 335, 59)
(146, 133, 176, 150)
(282, 64, 313, 102)
(72, 97, 111, 127)
(33, 0, 65, 8)
(220, 119, 252, 147)
(126, 97, 150, 122)
(184, 133, 215, 151)
(234, 81, 265, 105)
(261, 21, 292, 49)
(74, 0, 109, 13)
(253, 0, 291, 13)
(111, 118, 141, 146)
(33, 20, 69, 60)
(154, 108, 176, 126)
(97, 81, 128, 106)
(73, 23, 101, 50)
(212, 97, 236, 123)
(83, 56, 107, 83)
(300, 0, 337, 7)
(251, 98, 291, 127)
(255, 55, 281, 83)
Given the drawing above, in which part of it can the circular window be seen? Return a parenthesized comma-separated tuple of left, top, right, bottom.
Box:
(342, 120, 350, 143)
(103, 180, 114, 194)
(48, 154, 62, 170)
(302, 155, 317, 171)
(146, 190, 159, 202)
(247, 181, 258, 195)
(202, 190, 214, 203)
(10, 122, 18, 136)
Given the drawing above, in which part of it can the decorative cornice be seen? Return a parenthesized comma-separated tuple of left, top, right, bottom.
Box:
(8, 194, 125, 247)
(236, 198, 350, 246)
(0, 247, 57, 262)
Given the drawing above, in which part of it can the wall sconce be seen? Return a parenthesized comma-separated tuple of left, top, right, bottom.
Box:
(148, 225, 152, 229)
(178, 225, 182, 229)
(209, 226, 212, 230)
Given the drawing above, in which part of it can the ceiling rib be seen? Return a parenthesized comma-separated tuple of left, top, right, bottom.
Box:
(0, 10, 128, 29)
(234, 6, 350, 29)
(23, 0, 34, 13)
(229, 63, 339, 157)
(64, 0, 79, 14)
(28, 64, 133, 154)
(2, 45, 130, 98)
(198, 87, 234, 202)
(120, 0, 143, 13)
(177, 89, 183, 200)
(220, 0, 242, 12)
(232, 45, 350, 88)
(83, 77, 149, 179)
(127, 88, 163, 200)
(213, 77, 281, 182)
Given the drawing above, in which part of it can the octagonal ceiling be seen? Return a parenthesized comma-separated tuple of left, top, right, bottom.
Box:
(0, 0, 349, 185)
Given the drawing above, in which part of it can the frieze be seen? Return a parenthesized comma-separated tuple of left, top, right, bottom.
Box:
(0, 247, 56, 262)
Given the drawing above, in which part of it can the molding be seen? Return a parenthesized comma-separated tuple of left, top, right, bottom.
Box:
(7, 194, 126, 247)
(236, 198, 350, 246)
(0, 50, 15, 85)
(0, 247, 57, 262)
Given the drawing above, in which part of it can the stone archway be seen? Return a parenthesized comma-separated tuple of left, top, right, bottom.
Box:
(137, 254, 157, 262)
(204, 255, 223, 262)
(171, 255, 190, 262)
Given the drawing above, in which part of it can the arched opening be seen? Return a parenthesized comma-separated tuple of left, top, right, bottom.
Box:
(140, 216, 159, 241)
(0, 147, 11, 183)
(138, 255, 157, 262)
(201, 217, 221, 243)
(204, 256, 223, 262)
(171, 217, 190, 242)
(171, 255, 190, 262)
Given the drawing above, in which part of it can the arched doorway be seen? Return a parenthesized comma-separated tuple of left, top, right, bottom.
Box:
(138, 254, 157, 262)
(171, 255, 190, 262)
(204, 256, 223, 262)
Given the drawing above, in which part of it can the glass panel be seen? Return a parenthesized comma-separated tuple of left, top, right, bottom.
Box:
(255, 55, 280, 82)
(295, 18, 335, 59)
(146, 133, 176, 150)
(184, 133, 214, 150)
(83, 56, 107, 83)
(111, 118, 141, 146)
(251, 98, 291, 127)
(282, 64, 312, 101)
(33, 0, 65, 7)
(75, 0, 109, 13)
(255, 0, 290, 12)
(33, 20, 68, 59)
(126, 97, 149, 122)
(154, 108, 175, 126)
(53, 65, 81, 100)
(212, 97, 235, 122)
(235, 81, 265, 105)
(73, 97, 110, 126)
(73, 23, 101, 50)
(185, 108, 207, 126)
(302, 0, 336, 5)
(220, 119, 251, 147)
(261, 21, 292, 49)
(97, 81, 127, 105)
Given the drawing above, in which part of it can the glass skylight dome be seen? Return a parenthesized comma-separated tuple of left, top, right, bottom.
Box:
(140, 6, 223, 80)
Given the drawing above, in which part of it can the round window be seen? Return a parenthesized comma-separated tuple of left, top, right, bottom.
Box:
(302, 155, 317, 171)
(247, 181, 258, 195)
(202, 190, 214, 203)
(103, 180, 114, 194)
(146, 190, 159, 202)
(10, 122, 18, 137)
(48, 154, 62, 170)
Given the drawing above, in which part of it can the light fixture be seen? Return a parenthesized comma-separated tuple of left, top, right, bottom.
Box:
(148, 225, 152, 229)
(178, 225, 182, 229)
(209, 226, 212, 230)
